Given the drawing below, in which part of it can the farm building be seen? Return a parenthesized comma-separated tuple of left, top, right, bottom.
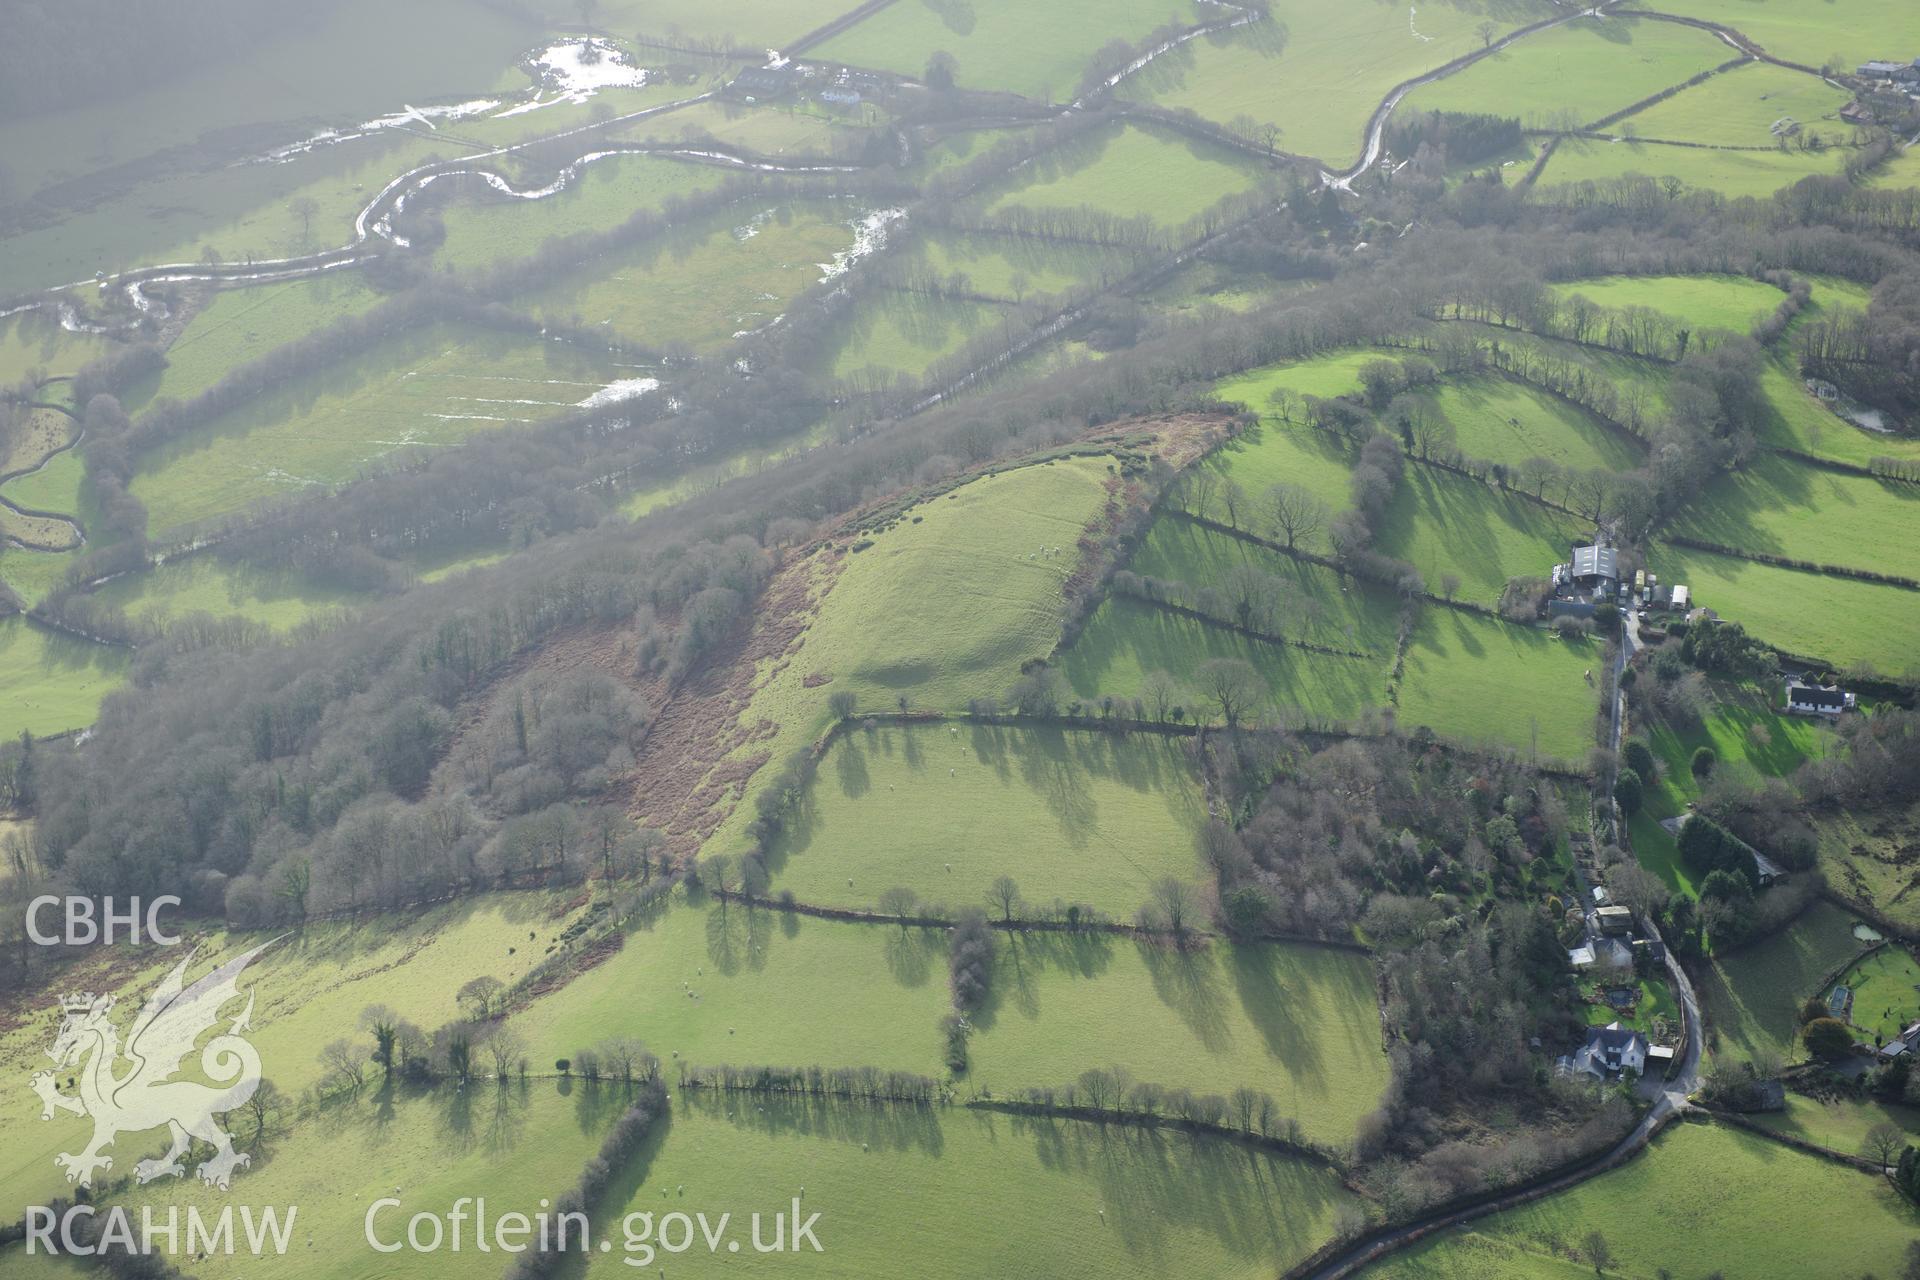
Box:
(729, 65, 804, 100)
(1568, 543, 1618, 588)
(1840, 101, 1876, 126)
(1805, 377, 1840, 401)
(1856, 60, 1920, 85)
(1785, 679, 1855, 717)
(1559, 1022, 1650, 1081)
(819, 88, 862, 107)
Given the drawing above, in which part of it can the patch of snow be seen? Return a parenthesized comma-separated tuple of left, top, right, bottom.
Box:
(258, 99, 502, 163)
(576, 376, 661, 409)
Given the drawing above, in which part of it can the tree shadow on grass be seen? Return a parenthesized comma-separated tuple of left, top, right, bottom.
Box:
(681, 1085, 947, 1159)
(1138, 939, 1234, 1054)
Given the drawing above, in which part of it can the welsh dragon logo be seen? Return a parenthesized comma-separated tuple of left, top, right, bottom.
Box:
(31, 940, 275, 1191)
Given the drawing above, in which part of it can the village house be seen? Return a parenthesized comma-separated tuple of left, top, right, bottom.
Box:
(1560, 1022, 1650, 1081)
(1785, 678, 1855, 717)
(1840, 100, 1877, 127)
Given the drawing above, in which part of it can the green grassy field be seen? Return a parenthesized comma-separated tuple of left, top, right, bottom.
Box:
(1754, 351, 1920, 468)
(1, 448, 84, 519)
(1668, 454, 1920, 582)
(1416, 375, 1642, 473)
(121, 276, 383, 413)
(1121, 0, 1534, 169)
(1698, 899, 1865, 1066)
(1182, 426, 1358, 551)
(597, 0, 853, 44)
(966, 934, 1392, 1147)
(1617, 59, 1853, 147)
(518, 203, 856, 354)
(0, 616, 130, 740)
(1831, 945, 1920, 1046)
(816, 0, 1199, 103)
(1538, 133, 1847, 198)
(0, 546, 81, 610)
(431, 153, 731, 272)
(102, 1082, 614, 1280)
(1631, 0, 1914, 68)
(1375, 466, 1584, 607)
(580, 1093, 1358, 1280)
(1060, 596, 1393, 729)
(984, 123, 1264, 228)
(774, 722, 1208, 919)
(829, 293, 1011, 383)
(1754, 1094, 1920, 1156)
(1367, 1120, 1920, 1279)
(690, 457, 1123, 857)
(1407, 15, 1731, 128)
(1397, 608, 1602, 764)
(0, 893, 572, 1220)
(1130, 518, 1402, 651)
(504, 897, 953, 1076)
(1215, 349, 1384, 408)
(128, 322, 626, 535)
(901, 231, 1141, 302)
(1546, 273, 1784, 334)
(1650, 543, 1920, 676)
(90, 554, 366, 630)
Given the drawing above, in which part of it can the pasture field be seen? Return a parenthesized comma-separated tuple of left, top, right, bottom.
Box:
(0, 893, 571, 1220)
(739, 457, 1116, 733)
(1631, 0, 1912, 67)
(1366, 1120, 1920, 1279)
(1182, 425, 1358, 545)
(964, 934, 1392, 1147)
(773, 722, 1208, 920)
(581, 1094, 1357, 1280)
(1128, 518, 1402, 653)
(1415, 375, 1642, 472)
(1545, 272, 1784, 334)
(122, 276, 383, 412)
(901, 231, 1142, 302)
(1396, 608, 1602, 764)
(430, 153, 730, 272)
(1373, 465, 1584, 606)
(815, 0, 1199, 104)
(1537, 133, 1845, 198)
(1754, 1094, 1920, 1155)
(1815, 802, 1920, 930)
(1754, 354, 1920, 468)
(1641, 676, 1830, 810)
(1437, 321, 1676, 421)
(0, 616, 130, 741)
(1, 408, 78, 482)
(128, 323, 628, 536)
(689, 456, 1122, 857)
(1, 446, 84, 519)
(984, 123, 1265, 228)
(91, 554, 365, 630)
(0, 546, 79, 610)
(1667, 453, 1920, 582)
(1120, 1, 1530, 169)
(829, 293, 1011, 383)
(1215, 349, 1383, 408)
(1059, 596, 1393, 729)
(1628, 809, 1694, 900)
(1697, 899, 1864, 1066)
(104, 1084, 614, 1280)
(504, 898, 953, 1076)
(1831, 945, 1920, 1045)
(1618, 59, 1853, 147)
(519, 203, 857, 355)
(1649, 543, 1920, 676)
(1406, 15, 1731, 128)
